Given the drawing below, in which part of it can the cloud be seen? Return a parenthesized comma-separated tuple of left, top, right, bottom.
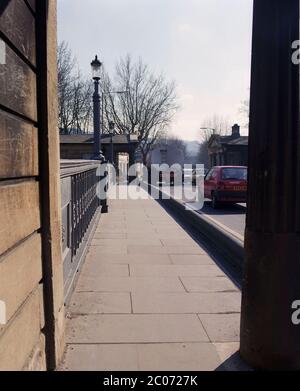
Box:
(58, 0, 253, 141)
(177, 23, 192, 33)
(181, 93, 194, 102)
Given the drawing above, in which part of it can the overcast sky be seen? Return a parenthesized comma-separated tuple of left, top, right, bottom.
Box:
(58, 0, 253, 141)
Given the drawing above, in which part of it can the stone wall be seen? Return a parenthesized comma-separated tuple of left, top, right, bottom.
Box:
(0, 0, 65, 370)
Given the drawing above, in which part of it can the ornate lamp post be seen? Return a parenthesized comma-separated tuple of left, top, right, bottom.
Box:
(91, 55, 104, 160)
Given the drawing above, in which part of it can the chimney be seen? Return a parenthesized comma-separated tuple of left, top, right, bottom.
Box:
(232, 124, 240, 137)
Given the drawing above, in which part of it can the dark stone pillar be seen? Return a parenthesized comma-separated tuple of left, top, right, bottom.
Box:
(240, 0, 300, 369)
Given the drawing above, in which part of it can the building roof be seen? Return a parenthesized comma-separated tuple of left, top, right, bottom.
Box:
(60, 135, 94, 144)
(221, 136, 248, 146)
(60, 134, 139, 145)
(101, 134, 132, 144)
(208, 134, 248, 149)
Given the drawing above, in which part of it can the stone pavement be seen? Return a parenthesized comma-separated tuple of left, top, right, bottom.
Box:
(60, 186, 249, 371)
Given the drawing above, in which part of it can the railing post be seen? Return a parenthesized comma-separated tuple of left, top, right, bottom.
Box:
(100, 161, 109, 214)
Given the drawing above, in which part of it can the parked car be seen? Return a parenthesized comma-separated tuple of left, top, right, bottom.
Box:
(204, 166, 247, 208)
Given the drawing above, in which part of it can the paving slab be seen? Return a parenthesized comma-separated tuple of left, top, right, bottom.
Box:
(66, 314, 209, 344)
(61, 342, 224, 371)
(62, 187, 244, 371)
(93, 232, 127, 239)
(128, 245, 206, 255)
(91, 238, 163, 246)
(85, 252, 172, 265)
(181, 276, 238, 292)
(60, 342, 249, 371)
(170, 254, 213, 265)
(131, 292, 241, 314)
(87, 244, 127, 254)
(76, 276, 185, 293)
(213, 342, 240, 363)
(199, 314, 240, 342)
(151, 221, 182, 228)
(149, 218, 176, 223)
(99, 223, 127, 230)
(94, 228, 128, 234)
(154, 232, 193, 240)
(61, 344, 140, 371)
(100, 216, 126, 222)
(160, 238, 199, 246)
(125, 227, 157, 234)
(80, 263, 129, 277)
(129, 264, 225, 277)
(137, 343, 221, 371)
(84, 247, 131, 262)
(126, 231, 162, 239)
(69, 292, 132, 314)
(155, 227, 188, 233)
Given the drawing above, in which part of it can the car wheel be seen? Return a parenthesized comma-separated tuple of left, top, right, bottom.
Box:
(211, 192, 219, 209)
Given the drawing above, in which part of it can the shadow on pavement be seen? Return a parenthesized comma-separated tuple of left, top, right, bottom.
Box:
(215, 351, 253, 371)
(0, 1, 10, 16)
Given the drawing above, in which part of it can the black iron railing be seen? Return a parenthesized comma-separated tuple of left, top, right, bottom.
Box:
(60, 160, 104, 303)
(71, 169, 99, 257)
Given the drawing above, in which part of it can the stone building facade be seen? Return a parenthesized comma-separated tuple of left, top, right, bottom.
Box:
(207, 124, 248, 168)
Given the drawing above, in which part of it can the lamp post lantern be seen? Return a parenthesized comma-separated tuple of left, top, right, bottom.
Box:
(91, 55, 104, 160)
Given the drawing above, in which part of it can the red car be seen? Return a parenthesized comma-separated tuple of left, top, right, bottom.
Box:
(204, 166, 247, 208)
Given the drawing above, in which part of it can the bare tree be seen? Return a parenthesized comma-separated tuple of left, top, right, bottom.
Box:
(239, 98, 250, 129)
(199, 114, 231, 142)
(197, 114, 230, 167)
(70, 70, 93, 133)
(57, 41, 93, 134)
(57, 41, 75, 133)
(102, 55, 178, 163)
(166, 135, 187, 159)
(198, 141, 210, 167)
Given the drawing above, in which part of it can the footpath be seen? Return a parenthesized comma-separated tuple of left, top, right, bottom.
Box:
(60, 186, 249, 371)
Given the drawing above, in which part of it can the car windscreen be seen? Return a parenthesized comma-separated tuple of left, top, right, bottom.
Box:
(221, 168, 247, 180)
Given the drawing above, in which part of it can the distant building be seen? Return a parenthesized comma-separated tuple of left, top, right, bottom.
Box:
(148, 140, 185, 167)
(207, 124, 248, 167)
(59, 133, 139, 165)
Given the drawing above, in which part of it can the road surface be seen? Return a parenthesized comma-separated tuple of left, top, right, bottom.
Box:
(197, 203, 246, 239)
(156, 185, 246, 240)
